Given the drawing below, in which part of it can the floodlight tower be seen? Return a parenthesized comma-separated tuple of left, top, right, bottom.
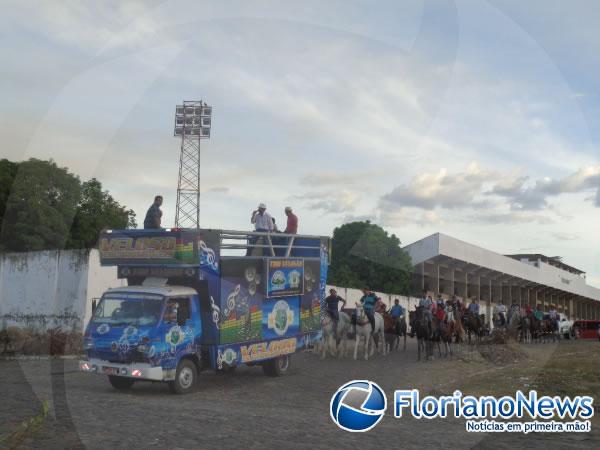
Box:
(173, 100, 212, 228)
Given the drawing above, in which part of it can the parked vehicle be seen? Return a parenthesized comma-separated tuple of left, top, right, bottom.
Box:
(557, 313, 575, 339)
(80, 228, 330, 393)
(572, 319, 600, 340)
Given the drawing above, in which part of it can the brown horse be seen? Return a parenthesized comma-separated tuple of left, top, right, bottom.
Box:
(383, 313, 407, 352)
(446, 304, 465, 345)
(463, 312, 483, 345)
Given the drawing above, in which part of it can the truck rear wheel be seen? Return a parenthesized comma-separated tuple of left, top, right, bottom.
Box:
(108, 375, 135, 391)
(262, 355, 291, 377)
(169, 359, 197, 394)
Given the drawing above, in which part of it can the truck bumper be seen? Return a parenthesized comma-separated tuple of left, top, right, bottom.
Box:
(79, 358, 164, 381)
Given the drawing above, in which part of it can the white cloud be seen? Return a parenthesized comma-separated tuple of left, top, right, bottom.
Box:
(380, 162, 494, 210)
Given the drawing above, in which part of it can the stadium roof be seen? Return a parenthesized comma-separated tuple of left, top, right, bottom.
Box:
(403, 233, 600, 302)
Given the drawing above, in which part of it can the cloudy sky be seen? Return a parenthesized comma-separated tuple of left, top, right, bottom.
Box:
(2, 0, 600, 284)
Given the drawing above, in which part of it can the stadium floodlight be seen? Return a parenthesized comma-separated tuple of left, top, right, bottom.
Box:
(173, 100, 212, 228)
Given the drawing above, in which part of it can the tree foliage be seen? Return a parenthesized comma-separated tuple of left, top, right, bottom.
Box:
(67, 178, 137, 249)
(328, 221, 413, 294)
(0, 158, 136, 252)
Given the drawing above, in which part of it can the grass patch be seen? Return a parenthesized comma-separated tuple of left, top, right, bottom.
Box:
(0, 400, 49, 449)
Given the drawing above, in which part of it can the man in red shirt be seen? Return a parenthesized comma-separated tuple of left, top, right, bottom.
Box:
(284, 206, 298, 234)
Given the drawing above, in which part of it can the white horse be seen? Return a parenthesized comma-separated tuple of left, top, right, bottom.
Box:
(353, 303, 385, 360)
(321, 311, 351, 359)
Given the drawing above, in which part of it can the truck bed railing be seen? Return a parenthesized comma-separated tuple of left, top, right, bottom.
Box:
(218, 229, 324, 258)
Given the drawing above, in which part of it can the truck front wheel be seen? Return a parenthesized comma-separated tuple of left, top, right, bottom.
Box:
(262, 355, 291, 377)
(169, 359, 197, 394)
(108, 375, 135, 391)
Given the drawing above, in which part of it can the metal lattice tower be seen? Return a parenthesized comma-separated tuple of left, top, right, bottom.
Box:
(173, 100, 212, 228)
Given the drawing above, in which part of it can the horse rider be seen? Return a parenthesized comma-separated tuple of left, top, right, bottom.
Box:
(548, 305, 558, 330)
(354, 288, 377, 332)
(496, 301, 507, 327)
(434, 295, 447, 331)
(467, 297, 480, 324)
(389, 298, 405, 322)
(534, 304, 544, 321)
(434, 294, 446, 318)
(325, 288, 346, 328)
(507, 302, 519, 324)
(418, 290, 434, 326)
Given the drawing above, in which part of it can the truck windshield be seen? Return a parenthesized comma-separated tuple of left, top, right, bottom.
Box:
(92, 293, 164, 326)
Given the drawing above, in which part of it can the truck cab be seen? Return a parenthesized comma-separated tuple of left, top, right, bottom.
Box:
(80, 228, 330, 393)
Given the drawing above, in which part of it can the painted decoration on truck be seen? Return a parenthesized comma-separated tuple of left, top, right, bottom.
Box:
(262, 297, 300, 339)
(319, 239, 330, 321)
(265, 258, 304, 297)
(219, 259, 264, 344)
(239, 338, 297, 363)
(215, 331, 320, 367)
(98, 230, 200, 265)
(220, 282, 262, 344)
(300, 260, 322, 332)
(198, 230, 220, 275)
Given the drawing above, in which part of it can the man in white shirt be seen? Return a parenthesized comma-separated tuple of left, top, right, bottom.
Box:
(251, 203, 274, 232)
(248, 203, 273, 255)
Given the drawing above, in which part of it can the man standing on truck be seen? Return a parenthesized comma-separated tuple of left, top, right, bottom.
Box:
(284, 206, 298, 234)
(251, 203, 274, 232)
(144, 195, 163, 229)
(248, 203, 274, 255)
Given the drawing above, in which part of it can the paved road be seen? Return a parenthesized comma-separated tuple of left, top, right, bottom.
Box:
(1, 339, 598, 449)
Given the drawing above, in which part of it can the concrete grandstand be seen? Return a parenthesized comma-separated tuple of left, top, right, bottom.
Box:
(403, 233, 600, 322)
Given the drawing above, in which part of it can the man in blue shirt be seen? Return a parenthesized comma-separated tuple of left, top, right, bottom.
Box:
(468, 297, 480, 315)
(359, 288, 377, 332)
(389, 299, 405, 320)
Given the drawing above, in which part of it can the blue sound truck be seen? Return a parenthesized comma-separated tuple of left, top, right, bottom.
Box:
(80, 228, 330, 394)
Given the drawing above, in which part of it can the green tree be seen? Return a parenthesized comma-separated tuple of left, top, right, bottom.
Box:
(67, 178, 136, 249)
(0, 159, 136, 252)
(0, 159, 19, 224)
(1, 158, 81, 252)
(328, 221, 413, 294)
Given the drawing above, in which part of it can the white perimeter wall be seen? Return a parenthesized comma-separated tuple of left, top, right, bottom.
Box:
(327, 285, 419, 313)
(0, 249, 124, 332)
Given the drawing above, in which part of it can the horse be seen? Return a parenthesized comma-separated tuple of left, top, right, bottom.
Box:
(463, 312, 483, 345)
(435, 315, 455, 358)
(505, 307, 522, 340)
(353, 303, 386, 360)
(383, 312, 407, 352)
(321, 311, 351, 359)
(446, 304, 464, 345)
(413, 306, 433, 361)
(520, 314, 531, 343)
(540, 316, 559, 343)
(529, 313, 543, 343)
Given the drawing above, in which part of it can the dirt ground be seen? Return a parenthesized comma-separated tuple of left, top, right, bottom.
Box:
(1, 338, 599, 449)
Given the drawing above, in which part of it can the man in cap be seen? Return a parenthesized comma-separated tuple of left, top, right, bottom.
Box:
(248, 203, 274, 255)
(284, 206, 298, 234)
(251, 203, 274, 232)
